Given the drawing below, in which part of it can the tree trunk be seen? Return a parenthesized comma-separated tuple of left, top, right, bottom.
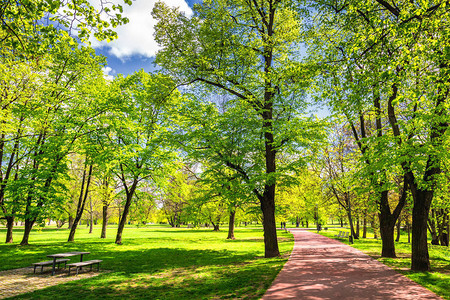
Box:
(363, 213, 367, 238)
(68, 163, 93, 242)
(115, 180, 138, 245)
(411, 189, 432, 271)
(101, 205, 108, 239)
(56, 220, 65, 229)
(20, 218, 35, 246)
(89, 197, 93, 234)
(406, 219, 411, 243)
(260, 192, 280, 258)
(5, 216, 14, 243)
(378, 186, 406, 257)
(396, 218, 401, 242)
(227, 210, 236, 240)
(441, 209, 449, 246)
(347, 209, 356, 243)
(428, 209, 439, 245)
(356, 217, 360, 238)
(296, 216, 299, 227)
(68, 215, 74, 229)
(379, 218, 397, 258)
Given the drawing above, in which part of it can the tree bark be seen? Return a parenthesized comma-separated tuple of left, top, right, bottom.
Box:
(68, 163, 93, 242)
(260, 192, 280, 257)
(428, 209, 439, 245)
(5, 216, 14, 243)
(411, 189, 432, 271)
(68, 215, 74, 229)
(115, 179, 138, 245)
(356, 217, 360, 238)
(363, 213, 367, 238)
(20, 218, 35, 246)
(227, 210, 236, 239)
(101, 205, 108, 238)
(89, 196, 93, 234)
(396, 218, 401, 242)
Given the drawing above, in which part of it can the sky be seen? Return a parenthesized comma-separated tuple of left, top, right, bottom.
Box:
(94, 0, 330, 117)
(94, 0, 201, 78)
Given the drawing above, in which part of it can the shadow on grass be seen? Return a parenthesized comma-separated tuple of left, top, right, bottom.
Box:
(8, 247, 286, 300)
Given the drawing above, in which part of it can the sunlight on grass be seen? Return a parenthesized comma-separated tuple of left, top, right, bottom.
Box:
(0, 225, 293, 299)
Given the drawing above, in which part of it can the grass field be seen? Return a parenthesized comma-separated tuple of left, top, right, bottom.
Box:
(0, 224, 294, 299)
(319, 227, 450, 300)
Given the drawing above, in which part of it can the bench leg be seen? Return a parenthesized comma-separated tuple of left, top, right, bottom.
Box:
(76, 267, 79, 275)
(41, 266, 44, 273)
(68, 267, 71, 276)
(97, 263, 100, 272)
(34, 266, 36, 274)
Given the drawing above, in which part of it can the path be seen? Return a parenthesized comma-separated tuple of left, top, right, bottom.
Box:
(0, 267, 104, 299)
(262, 229, 442, 300)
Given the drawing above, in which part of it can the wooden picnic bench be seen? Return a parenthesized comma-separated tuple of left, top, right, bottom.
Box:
(67, 259, 102, 275)
(334, 231, 344, 238)
(334, 231, 350, 239)
(32, 259, 70, 274)
(47, 251, 90, 275)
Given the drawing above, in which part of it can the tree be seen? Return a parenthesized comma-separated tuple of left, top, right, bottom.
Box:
(105, 70, 179, 244)
(309, 0, 449, 270)
(153, 0, 324, 257)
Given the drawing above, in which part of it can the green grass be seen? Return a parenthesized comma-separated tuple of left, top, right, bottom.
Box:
(0, 225, 293, 300)
(320, 227, 450, 300)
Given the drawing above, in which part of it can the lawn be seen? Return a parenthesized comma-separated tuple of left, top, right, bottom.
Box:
(0, 225, 294, 300)
(320, 227, 450, 300)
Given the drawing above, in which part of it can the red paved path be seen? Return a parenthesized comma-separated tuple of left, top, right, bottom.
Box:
(262, 229, 442, 300)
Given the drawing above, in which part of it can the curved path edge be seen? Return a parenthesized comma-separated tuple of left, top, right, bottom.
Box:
(262, 229, 442, 300)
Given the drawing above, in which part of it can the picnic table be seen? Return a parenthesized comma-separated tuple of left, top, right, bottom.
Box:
(47, 251, 90, 276)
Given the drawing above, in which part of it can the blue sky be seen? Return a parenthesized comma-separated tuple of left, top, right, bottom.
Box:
(94, 0, 201, 78)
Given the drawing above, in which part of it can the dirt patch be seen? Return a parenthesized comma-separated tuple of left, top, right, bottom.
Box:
(0, 267, 106, 299)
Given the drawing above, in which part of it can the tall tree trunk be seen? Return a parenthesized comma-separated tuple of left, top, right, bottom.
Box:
(411, 189, 432, 271)
(68, 215, 74, 229)
(379, 218, 396, 257)
(428, 209, 439, 245)
(378, 184, 406, 257)
(356, 217, 360, 238)
(5, 216, 14, 243)
(396, 217, 401, 242)
(227, 210, 236, 240)
(260, 193, 279, 257)
(407, 221, 411, 243)
(363, 213, 367, 238)
(68, 163, 93, 242)
(115, 179, 138, 245)
(441, 209, 449, 246)
(20, 218, 35, 246)
(101, 205, 108, 239)
(89, 197, 93, 234)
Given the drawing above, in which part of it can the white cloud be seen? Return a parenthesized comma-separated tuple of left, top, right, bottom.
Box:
(91, 0, 193, 59)
(102, 66, 115, 81)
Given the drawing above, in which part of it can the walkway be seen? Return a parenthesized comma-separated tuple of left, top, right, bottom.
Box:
(262, 229, 442, 300)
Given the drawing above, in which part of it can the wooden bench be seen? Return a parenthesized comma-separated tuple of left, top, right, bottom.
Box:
(32, 259, 70, 274)
(67, 259, 102, 275)
(334, 231, 344, 238)
(334, 231, 350, 239)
